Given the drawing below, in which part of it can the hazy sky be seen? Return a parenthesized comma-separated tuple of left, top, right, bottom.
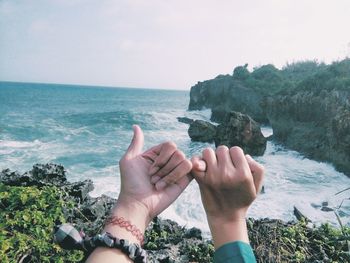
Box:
(1, 0, 350, 90)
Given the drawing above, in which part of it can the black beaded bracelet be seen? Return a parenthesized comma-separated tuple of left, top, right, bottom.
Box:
(54, 223, 147, 263)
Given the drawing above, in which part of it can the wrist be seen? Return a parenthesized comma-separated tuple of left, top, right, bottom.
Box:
(207, 215, 249, 249)
(104, 197, 150, 245)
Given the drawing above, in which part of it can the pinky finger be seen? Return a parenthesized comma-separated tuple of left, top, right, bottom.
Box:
(245, 155, 265, 194)
(190, 156, 206, 184)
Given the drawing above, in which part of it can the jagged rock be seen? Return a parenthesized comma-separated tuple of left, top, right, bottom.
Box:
(177, 117, 194, 125)
(0, 169, 34, 186)
(215, 111, 267, 156)
(293, 206, 311, 222)
(30, 163, 67, 185)
(80, 195, 115, 221)
(66, 180, 94, 201)
(266, 89, 350, 176)
(0, 163, 67, 187)
(188, 120, 216, 143)
(188, 76, 268, 123)
(210, 106, 228, 123)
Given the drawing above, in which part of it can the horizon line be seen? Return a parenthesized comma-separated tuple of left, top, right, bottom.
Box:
(0, 80, 190, 92)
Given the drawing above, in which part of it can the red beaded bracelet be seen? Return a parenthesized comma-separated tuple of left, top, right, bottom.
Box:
(105, 216, 145, 245)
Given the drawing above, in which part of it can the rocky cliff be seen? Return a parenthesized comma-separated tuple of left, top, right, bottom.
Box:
(188, 59, 350, 176)
(266, 88, 350, 176)
(188, 75, 268, 123)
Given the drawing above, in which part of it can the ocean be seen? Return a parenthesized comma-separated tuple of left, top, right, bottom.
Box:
(0, 81, 349, 232)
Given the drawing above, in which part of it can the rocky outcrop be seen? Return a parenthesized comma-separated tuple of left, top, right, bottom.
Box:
(188, 112, 267, 156)
(188, 120, 217, 143)
(177, 117, 194, 125)
(266, 89, 350, 176)
(188, 76, 268, 123)
(215, 111, 267, 156)
(1, 164, 349, 262)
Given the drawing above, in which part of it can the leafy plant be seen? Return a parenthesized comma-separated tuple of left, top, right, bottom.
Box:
(0, 183, 83, 263)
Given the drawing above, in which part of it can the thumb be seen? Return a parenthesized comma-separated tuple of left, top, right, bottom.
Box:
(125, 125, 144, 159)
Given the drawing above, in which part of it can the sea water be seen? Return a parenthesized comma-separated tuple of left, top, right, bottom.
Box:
(0, 82, 349, 232)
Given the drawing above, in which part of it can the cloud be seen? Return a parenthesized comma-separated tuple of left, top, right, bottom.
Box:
(1, 0, 350, 89)
(29, 20, 52, 34)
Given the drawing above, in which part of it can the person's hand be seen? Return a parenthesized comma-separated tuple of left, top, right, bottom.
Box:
(86, 125, 192, 263)
(191, 146, 264, 248)
(108, 125, 193, 242)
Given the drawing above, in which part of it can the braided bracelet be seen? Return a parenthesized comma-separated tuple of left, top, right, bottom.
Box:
(54, 224, 147, 263)
(105, 216, 145, 245)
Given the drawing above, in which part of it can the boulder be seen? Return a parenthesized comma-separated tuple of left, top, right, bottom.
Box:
(188, 120, 216, 143)
(215, 111, 267, 156)
(177, 117, 194, 125)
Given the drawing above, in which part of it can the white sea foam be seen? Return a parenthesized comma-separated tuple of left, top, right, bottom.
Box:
(0, 139, 42, 148)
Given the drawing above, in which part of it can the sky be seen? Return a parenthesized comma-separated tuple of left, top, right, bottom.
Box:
(1, 0, 350, 90)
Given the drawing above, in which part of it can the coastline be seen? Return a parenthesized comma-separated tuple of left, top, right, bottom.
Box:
(1, 163, 349, 262)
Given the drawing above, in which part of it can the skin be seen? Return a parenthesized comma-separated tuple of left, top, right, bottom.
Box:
(191, 145, 265, 249)
(86, 125, 193, 263)
(87, 126, 265, 262)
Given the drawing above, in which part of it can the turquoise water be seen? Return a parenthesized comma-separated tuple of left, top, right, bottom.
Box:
(1, 81, 349, 231)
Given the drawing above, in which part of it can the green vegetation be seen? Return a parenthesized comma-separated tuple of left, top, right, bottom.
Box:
(248, 219, 350, 263)
(0, 183, 84, 263)
(231, 58, 350, 95)
(1, 182, 349, 262)
(180, 241, 215, 262)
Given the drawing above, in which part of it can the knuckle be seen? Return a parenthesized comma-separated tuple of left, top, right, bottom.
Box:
(216, 145, 229, 152)
(174, 150, 185, 159)
(230, 146, 244, 157)
(164, 141, 177, 150)
(230, 146, 243, 153)
(203, 147, 213, 156)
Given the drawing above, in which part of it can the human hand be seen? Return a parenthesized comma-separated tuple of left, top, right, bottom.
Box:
(108, 125, 192, 243)
(191, 146, 264, 248)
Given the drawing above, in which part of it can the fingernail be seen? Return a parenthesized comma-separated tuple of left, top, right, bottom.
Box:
(151, 175, 161, 184)
(155, 181, 167, 191)
(197, 160, 206, 172)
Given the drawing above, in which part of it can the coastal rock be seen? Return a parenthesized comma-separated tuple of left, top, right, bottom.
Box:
(188, 76, 268, 123)
(188, 120, 216, 143)
(0, 163, 67, 187)
(293, 206, 311, 222)
(266, 88, 350, 176)
(0, 169, 33, 186)
(30, 163, 67, 185)
(177, 117, 194, 125)
(215, 111, 267, 156)
(66, 180, 94, 201)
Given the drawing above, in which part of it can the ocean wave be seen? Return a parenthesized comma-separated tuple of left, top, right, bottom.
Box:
(0, 139, 43, 148)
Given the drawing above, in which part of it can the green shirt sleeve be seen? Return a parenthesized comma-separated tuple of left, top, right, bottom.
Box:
(213, 241, 256, 263)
